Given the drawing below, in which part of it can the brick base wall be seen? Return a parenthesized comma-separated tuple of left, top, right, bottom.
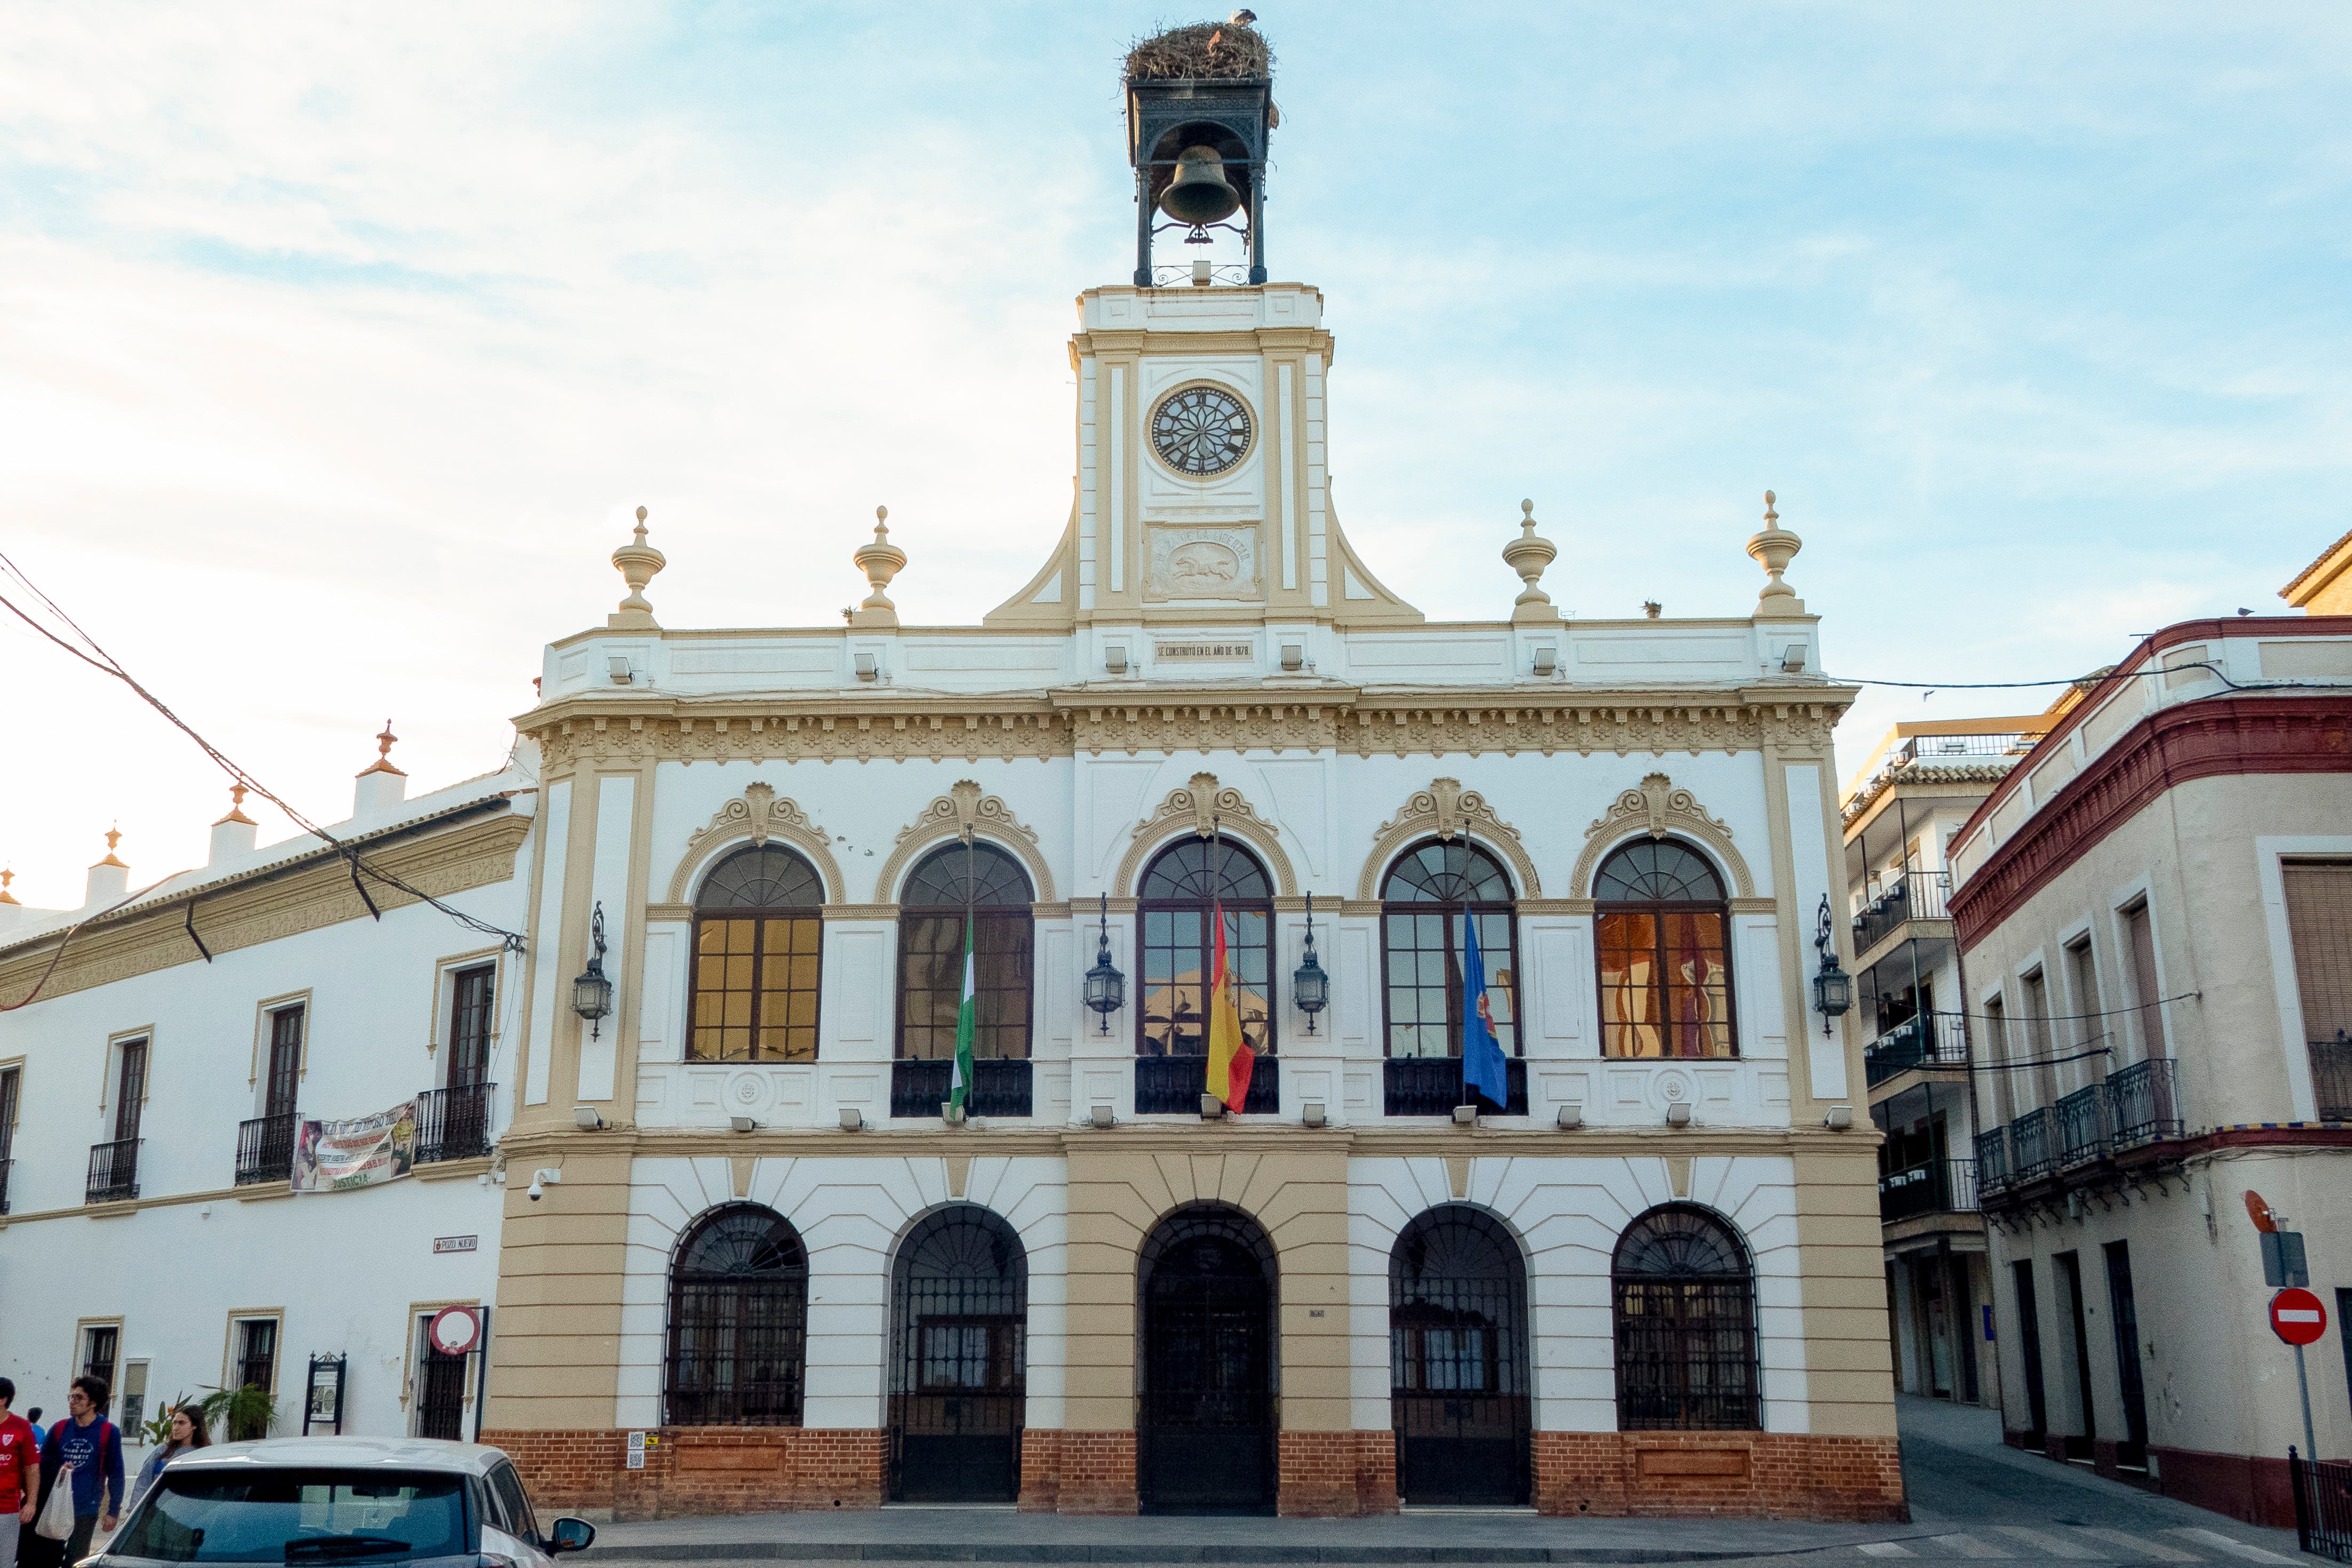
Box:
(1277, 1431, 1399, 1517)
(1040, 1430, 1139, 1515)
(1532, 1432, 1907, 1522)
(482, 1428, 884, 1521)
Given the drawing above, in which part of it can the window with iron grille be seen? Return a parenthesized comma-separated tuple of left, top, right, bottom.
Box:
(690, 846, 824, 1063)
(1594, 841, 1736, 1058)
(666, 1203, 808, 1426)
(898, 843, 1033, 1063)
(448, 966, 495, 1088)
(1611, 1205, 1760, 1431)
(888, 1207, 1027, 1502)
(114, 1038, 148, 1143)
(1389, 1206, 1530, 1506)
(264, 1006, 303, 1120)
(1136, 839, 1273, 1060)
(2286, 862, 2352, 1041)
(81, 1325, 118, 1395)
(1379, 841, 1518, 1063)
(232, 1319, 277, 1439)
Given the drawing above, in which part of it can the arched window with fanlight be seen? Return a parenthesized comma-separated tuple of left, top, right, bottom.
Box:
(666, 1202, 809, 1427)
(891, 841, 1035, 1119)
(1611, 1203, 1760, 1431)
(1380, 840, 1523, 1115)
(1594, 838, 1736, 1059)
(1135, 837, 1277, 1113)
(690, 844, 825, 1062)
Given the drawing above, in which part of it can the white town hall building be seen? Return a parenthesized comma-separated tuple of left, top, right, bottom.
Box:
(0, 28, 1900, 1522)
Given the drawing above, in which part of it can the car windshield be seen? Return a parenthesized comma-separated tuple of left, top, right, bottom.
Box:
(110, 1469, 469, 1564)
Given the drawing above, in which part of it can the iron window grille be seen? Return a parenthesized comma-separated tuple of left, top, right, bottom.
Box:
(416, 1081, 497, 1165)
(665, 1203, 809, 1427)
(1594, 841, 1738, 1059)
(888, 1207, 1028, 1502)
(1611, 1204, 1761, 1432)
(1136, 1205, 1279, 1514)
(1389, 1206, 1531, 1506)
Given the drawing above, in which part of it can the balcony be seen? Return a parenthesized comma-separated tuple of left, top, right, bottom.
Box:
(86, 1138, 140, 1205)
(2057, 1084, 2109, 1168)
(416, 1082, 496, 1165)
(1865, 1013, 1969, 1088)
(1135, 1054, 1279, 1115)
(2010, 1107, 2058, 1183)
(1383, 1057, 1529, 1116)
(2312, 1034, 2352, 1122)
(1853, 870, 1953, 956)
(1879, 1158, 1979, 1224)
(888, 1059, 1033, 1119)
(235, 1111, 300, 1186)
(1974, 1126, 2011, 1194)
(1977, 1059, 2189, 1210)
(2107, 1058, 2183, 1147)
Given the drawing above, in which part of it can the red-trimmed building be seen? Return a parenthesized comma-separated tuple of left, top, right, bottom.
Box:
(1947, 561, 2352, 1525)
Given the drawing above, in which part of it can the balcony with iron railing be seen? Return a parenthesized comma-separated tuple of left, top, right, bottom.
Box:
(86, 1138, 141, 1205)
(1383, 1057, 1528, 1117)
(1136, 1055, 1280, 1115)
(1973, 1058, 2185, 1208)
(1879, 1158, 1979, 1224)
(1974, 1126, 2011, 1195)
(415, 1081, 497, 1165)
(1865, 1012, 1969, 1088)
(2312, 1033, 2352, 1122)
(1853, 870, 1954, 957)
(235, 1111, 300, 1186)
(2057, 1083, 2109, 1168)
(888, 1059, 1033, 1119)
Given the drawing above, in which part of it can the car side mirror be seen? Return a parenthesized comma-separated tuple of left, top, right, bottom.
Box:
(549, 1518, 597, 1554)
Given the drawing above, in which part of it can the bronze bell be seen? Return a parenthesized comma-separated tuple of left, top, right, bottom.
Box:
(1158, 145, 1242, 226)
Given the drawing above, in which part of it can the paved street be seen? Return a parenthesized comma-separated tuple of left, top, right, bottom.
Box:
(577, 1398, 2318, 1565)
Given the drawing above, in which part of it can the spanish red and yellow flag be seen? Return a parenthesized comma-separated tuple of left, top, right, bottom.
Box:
(1206, 901, 1255, 1112)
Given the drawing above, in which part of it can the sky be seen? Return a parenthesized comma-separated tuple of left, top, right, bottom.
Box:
(2, 2, 2348, 909)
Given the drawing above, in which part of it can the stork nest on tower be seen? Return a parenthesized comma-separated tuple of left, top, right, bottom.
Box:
(1124, 20, 1272, 82)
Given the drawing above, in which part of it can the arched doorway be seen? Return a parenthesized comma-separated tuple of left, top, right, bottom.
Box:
(889, 1207, 1028, 1501)
(1389, 1206, 1530, 1504)
(1137, 1205, 1277, 1514)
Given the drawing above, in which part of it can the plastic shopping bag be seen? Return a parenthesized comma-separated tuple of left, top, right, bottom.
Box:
(34, 1466, 76, 1540)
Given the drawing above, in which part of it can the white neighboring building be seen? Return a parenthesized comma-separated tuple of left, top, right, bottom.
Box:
(0, 750, 533, 1447)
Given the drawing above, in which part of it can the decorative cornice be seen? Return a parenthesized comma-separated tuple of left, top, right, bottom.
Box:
(1570, 772, 1756, 899)
(0, 815, 529, 1007)
(518, 688, 1850, 768)
(1112, 772, 1297, 897)
(872, 780, 1057, 904)
(666, 783, 845, 905)
(1357, 778, 1541, 900)
(1952, 696, 2352, 946)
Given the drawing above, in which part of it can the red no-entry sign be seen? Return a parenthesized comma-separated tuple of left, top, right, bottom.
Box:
(2272, 1287, 2328, 1347)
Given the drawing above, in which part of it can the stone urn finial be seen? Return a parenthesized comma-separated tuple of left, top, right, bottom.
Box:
(849, 505, 906, 628)
(1745, 489, 1807, 619)
(1501, 498, 1561, 624)
(609, 505, 667, 630)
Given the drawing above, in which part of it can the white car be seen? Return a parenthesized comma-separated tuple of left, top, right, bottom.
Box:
(89, 1436, 596, 1568)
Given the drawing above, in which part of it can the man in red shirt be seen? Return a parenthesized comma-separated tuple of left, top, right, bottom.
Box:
(0, 1377, 36, 1568)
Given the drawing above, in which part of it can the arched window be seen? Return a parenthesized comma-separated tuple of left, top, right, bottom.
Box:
(898, 842, 1034, 1062)
(1611, 1204, 1760, 1431)
(666, 1203, 809, 1426)
(889, 1207, 1028, 1502)
(1389, 1207, 1530, 1505)
(1594, 838, 1736, 1059)
(691, 844, 824, 1062)
(1381, 840, 1518, 1060)
(1136, 838, 1276, 1112)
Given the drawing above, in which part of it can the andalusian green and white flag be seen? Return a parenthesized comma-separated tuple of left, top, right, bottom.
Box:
(949, 915, 977, 1115)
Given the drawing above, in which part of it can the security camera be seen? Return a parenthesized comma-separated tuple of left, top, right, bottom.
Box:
(527, 1178, 544, 1202)
(526, 1168, 561, 1202)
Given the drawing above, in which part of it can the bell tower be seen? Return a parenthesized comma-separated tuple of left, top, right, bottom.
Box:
(1126, 19, 1273, 286)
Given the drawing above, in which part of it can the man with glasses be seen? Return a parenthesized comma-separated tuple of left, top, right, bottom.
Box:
(33, 1378, 122, 1568)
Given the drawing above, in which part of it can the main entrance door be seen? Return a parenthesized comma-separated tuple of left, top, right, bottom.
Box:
(1138, 1206, 1277, 1515)
(1390, 1206, 1530, 1506)
(888, 1207, 1027, 1502)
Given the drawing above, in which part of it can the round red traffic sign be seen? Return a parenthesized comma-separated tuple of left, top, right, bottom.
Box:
(427, 1305, 482, 1357)
(2272, 1287, 2328, 1347)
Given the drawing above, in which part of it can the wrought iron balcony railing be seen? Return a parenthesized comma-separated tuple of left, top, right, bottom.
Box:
(1382, 1057, 1528, 1117)
(87, 1138, 141, 1204)
(415, 1081, 497, 1165)
(1864, 1013, 1969, 1086)
(0, 1157, 11, 1216)
(2107, 1057, 2183, 1147)
(2009, 1107, 2058, 1183)
(1853, 870, 1954, 954)
(235, 1111, 300, 1186)
(2057, 1083, 2110, 1168)
(2312, 1034, 2352, 1123)
(1974, 1127, 2010, 1194)
(889, 1059, 1033, 1119)
(1879, 1158, 1980, 1224)
(1135, 1054, 1279, 1115)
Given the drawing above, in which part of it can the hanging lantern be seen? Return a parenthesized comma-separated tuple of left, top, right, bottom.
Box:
(1811, 893, 1852, 1036)
(572, 901, 614, 1039)
(1293, 892, 1329, 1033)
(1083, 891, 1126, 1035)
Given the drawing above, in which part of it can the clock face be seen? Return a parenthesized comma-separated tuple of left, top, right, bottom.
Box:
(1151, 385, 1253, 478)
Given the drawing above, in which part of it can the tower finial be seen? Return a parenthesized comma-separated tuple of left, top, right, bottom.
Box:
(215, 782, 257, 827)
(1746, 488, 1806, 619)
(358, 719, 407, 778)
(0, 866, 17, 905)
(609, 506, 667, 630)
(849, 505, 907, 628)
(1501, 497, 1561, 624)
(99, 823, 126, 867)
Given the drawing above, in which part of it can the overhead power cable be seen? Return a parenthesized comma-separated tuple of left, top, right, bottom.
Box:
(1827, 661, 2350, 696)
(0, 552, 527, 1009)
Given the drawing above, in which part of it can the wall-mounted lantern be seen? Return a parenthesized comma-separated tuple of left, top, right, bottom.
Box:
(572, 901, 614, 1040)
(1293, 892, 1329, 1033)
(1811, 893, 1852, 1037)
(1083, 892, 1126, 1035)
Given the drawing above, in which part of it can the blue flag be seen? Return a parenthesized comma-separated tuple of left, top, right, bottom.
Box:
(1461, 914, 1509, 1109)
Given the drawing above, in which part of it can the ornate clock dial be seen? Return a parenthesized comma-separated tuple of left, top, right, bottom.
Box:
(1151, 385, 1252, 477)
